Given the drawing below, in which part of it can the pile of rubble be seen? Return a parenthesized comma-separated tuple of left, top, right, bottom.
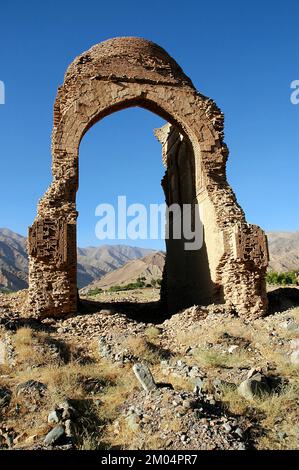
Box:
(112, 363, 248, 450)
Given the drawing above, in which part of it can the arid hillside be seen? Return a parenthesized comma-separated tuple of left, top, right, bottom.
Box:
(0, 229, 153, 290)
(0, 229, 28, 291)
(81, 251, 165, 293)
(267, 232, 299, 272)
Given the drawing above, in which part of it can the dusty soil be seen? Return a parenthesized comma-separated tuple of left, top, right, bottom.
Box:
(0, 287, 299, 450)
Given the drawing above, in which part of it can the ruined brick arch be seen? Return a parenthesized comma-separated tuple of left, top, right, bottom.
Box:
(28, 36, 269, 319)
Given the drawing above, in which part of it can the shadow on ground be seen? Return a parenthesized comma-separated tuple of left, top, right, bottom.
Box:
(267, 287, 299, 314)
(78, 286, 299, 323)
(78, 298, 169, 324)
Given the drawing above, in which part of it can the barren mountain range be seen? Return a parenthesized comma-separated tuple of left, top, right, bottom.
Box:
(0, 228, 153, 291)
(0, 229, 28, 290)
(0, 228, 298, 291)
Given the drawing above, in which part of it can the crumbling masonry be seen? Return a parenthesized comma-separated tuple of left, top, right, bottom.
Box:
(28, 37, 269, 318)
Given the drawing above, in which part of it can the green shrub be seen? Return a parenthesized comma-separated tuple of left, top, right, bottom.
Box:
(107, 280, 145, 292)
(0, 288, 14, 294)
(150, 278, 162, 287)
(266, 270, 299, 286)
(106, 277, 162, 292)
(87, 287, 103, 296)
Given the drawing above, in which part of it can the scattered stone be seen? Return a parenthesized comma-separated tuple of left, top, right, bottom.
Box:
(247, 367, 262, 379)
(58, 399, 76, 419)
(234, 427, 244, 438)
(282, 320, 299, 332)
(185, 346, 193, 355)
(238, 373, 271, 400)
(5, 434, 14, 448)
(0, 334, 15, 366)
(99, 309, 114, 315)
(125, 413, 139, 432)
(228, 345, 239, 354)
(133, 363, 157, 392)
(64, 419, 74, 438)
(290, 339, 299, 351)
(44, 425, 65, 446)
(83, 377, 105, 394)
(180, 433, 188, 443)
(16, 380, 47, 398)
(223, 423, 232, 432)
(116, 385, 248, 450)
(48, 409, 63, 425)
(0, 427, 15, 449)
(2, 283, 298, 451)
(0, 339, 6, 365)
(188, 366, 201, 378)
(13, 431, 27, 445)
(290, 350, 299, 365)
(193, 377, 204, 396)
(237, 443, 246, 450)
(182, 398, 192, 409)
(0, 387, 12, 408)
(98, 336, 112, 359)
(161, 358, 204, 385)
(277, 431, 288, 440)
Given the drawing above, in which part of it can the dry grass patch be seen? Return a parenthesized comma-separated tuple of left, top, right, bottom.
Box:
(220, 379, 299, 449)
(122, 335, 162, 364)
(12, 327, 68, 369)
(79, 432, 102, 450)
(291, 307, 299, 322)
(1, 328, 108, 447)
(98, 367, 137, 423)
(193, 347, 251, 369)
(153, 364, 194, 392)
(36, 359, 119, 406)
(0, 384, 50, 446)
(105, 415, 139, 449)
(97, 365, 141, 448)
(175, 317, 253, 351)
(254, 381, 299, 450)
(13, 327, 42, 367)
(144, 326, 161, 342)
(276, 325, 299, 340)
(219, 383, 250, 415)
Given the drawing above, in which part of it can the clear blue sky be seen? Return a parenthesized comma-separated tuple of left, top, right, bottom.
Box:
(0, 0, 298, 250)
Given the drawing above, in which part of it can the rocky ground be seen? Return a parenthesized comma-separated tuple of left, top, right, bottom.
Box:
(0, 287, 299, 450)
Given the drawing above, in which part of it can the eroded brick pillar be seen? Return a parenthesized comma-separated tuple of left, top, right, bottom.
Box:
(28, 219, 77, 317)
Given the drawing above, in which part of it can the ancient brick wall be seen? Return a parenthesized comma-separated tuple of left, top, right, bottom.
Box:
(28, 37, 269, 318)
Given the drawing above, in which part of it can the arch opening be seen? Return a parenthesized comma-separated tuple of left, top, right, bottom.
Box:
(76, 105, 216, 319)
